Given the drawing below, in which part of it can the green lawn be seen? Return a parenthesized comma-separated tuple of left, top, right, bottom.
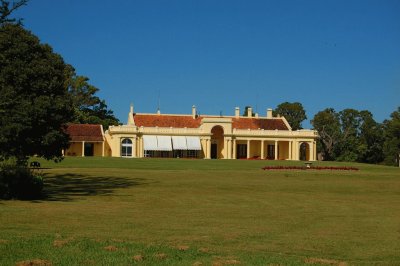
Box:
(1, 158, 399, 265)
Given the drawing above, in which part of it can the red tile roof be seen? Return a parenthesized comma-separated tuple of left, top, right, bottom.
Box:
(133, 114, 289, 130)
(66, 124, 104, 142)
(232, 118, 289, 130)
(133, 114, 202, 128)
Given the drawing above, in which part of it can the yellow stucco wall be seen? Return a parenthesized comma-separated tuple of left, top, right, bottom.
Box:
(93, 143, 104, 156)
(278, 141, 289, 160)
(65, 142, 104, 156)
(65, 142, 83, 156)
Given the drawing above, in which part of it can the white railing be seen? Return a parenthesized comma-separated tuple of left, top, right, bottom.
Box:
(107, 126, 138, 134)
(139, 127, 202, 135)
(232, 128, 318, 138)
(108, 125, 202, 135)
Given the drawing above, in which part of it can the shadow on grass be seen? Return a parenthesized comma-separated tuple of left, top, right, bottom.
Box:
(40, 173, 152, 202)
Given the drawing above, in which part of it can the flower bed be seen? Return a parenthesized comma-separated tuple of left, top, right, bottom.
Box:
(261, 166, 359, 171)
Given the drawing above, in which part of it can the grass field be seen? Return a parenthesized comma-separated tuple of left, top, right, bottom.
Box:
(0, 158, 399, 265)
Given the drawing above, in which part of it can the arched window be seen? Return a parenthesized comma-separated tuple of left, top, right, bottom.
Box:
(121, 138, 133, 157)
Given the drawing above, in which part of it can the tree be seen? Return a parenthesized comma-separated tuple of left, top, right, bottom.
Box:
(0, 0, 28, 25)
(0, 23, 75, 164)
(312, 107, 385, 164)
(311, 108, 341, 160)
(383, 107, 400, 166)
(335, 109, 361, 162)
(357, 111, 384, 164)
(67, 69, 120, 129)
(273, 102, 307, 130)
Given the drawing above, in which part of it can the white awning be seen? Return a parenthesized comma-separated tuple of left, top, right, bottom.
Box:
(186, 136, 202, 150)
(143, 135, 158, 150)
(172, 136, 187, 150)
(157, 136, 172, 151)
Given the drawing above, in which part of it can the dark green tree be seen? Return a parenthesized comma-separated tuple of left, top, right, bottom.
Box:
(67, 69, 120, 129)
(0, 0, 27, 25)
(0, 23, 74, 164)
(273, 102, 307, 130)
(336, 109, 361, 162)
(313, 107, 385, 164)
(383, 107, 400, 166)
(357, 111, 384, 164)
(311, 108, 341, 160)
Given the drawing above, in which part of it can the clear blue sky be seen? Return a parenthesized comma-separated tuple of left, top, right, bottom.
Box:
(17, 0, 400, 127)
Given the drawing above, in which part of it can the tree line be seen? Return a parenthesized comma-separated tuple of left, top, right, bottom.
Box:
(273, 102, 400, 167)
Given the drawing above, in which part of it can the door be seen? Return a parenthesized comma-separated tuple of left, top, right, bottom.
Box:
(267, 145, 275, 159)
(211, 144, 218, 159)
(84, 143, 94, 156)
(237, 144, 247, 159)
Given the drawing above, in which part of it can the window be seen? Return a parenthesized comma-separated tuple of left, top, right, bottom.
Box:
(145, 150, 156, 157)
(237, 144, 247, 159)
(173, 150, 184, 158)
(121, 138, 132, 157)
(160, 151, 171, 158)
(267, 145, 275, 159)
(187, 150, 198, 158)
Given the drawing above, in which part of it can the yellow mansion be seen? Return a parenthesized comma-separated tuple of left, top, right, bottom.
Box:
(65, 105, 318, 161)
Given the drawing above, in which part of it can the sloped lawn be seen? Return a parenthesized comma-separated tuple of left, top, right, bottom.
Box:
(0, 158, 399, 265)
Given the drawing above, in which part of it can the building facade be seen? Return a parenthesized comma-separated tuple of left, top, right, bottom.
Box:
(90, 105, 318, 161)
(65, 124, 105, 157)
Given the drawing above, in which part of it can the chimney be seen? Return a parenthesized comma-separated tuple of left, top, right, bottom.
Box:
(247, 107, 253, 117)
(157, 108, 160, 115)
(255, 113, 259, 118)
(235, 107, 240, 118)
(267, 108, 273, 118)
(127, 103, 135, 125)
(192, 105, 196, 119)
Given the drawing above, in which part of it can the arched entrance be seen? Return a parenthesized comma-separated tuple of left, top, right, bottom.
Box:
(300, 142, 310, 161)
(211, 126, 224, 159)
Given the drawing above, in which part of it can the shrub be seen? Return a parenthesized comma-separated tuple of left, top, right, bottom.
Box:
(261, 166, 359, 171)
(0, 159, 43, 199)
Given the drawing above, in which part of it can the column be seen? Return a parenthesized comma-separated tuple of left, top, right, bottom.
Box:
(132, 137, 136, 158)
(102, 142, 105, 157)
(309, 141, 314, 161)
(261, 140, 265, 159)
(141, 137, 145, 158)
(139, 137, 144, 158)
(232, 139, 237, 159)
(224, 139, 228, 159)
(294, 141, 299, 160)
(313, 141, 317, 161)
(82, 141, 85, 157)
(289, 141, 292, 160)
(247, 140, 251, 159)
(227, 139, 232, 159)
(206, 139, 211, 159)
(274, 140, 278, 160)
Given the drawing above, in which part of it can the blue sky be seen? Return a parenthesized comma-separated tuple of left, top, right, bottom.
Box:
(17, 0, 400, 127)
